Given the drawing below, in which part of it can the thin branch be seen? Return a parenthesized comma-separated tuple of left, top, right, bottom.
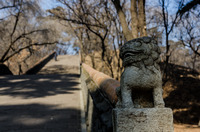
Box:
(12, 29, 48, 44)
(10, 6, 21, 39)
(178, 0, 200, 17)
(0, 4, 16, 10)
(3, 41, 58, 62)
(160, 0, 168, 34)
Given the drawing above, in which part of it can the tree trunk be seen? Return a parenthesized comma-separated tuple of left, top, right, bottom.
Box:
(138, 0, 147, 36)
(164, 34, 170, 79)
(192, 54, 196, 70)
(112, 0, 133, 41)
(112, 0, 147, 40)
(130, 0, 138, 38)
(90, 53, 96, 69)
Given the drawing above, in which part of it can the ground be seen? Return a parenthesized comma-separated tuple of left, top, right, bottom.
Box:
(0, 55, 81, 132)
(174, 124, 200, 132)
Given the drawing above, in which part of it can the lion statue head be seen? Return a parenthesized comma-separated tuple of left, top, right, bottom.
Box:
(120, 37, 161, 70)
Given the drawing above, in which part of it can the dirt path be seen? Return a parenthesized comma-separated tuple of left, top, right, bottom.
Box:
(0, 55, 81, 132)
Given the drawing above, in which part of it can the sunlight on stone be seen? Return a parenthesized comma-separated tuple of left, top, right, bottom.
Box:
(0, 87, 10, 91)
(9, 79, 29, 83)
(13, 117, 47, 126)
(37, 78, 50, 82)
(12, 88, 36, 92)
(51, 79, 62, 82)
(0, 76, 6, 79)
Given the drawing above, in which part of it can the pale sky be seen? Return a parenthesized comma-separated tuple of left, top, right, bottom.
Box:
(39, 0, 60, 11)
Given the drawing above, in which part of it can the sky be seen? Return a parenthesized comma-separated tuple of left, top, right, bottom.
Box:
(39, 0, 78, 55)
(0, 0, 60, 20)
(39, 0, 59, 11)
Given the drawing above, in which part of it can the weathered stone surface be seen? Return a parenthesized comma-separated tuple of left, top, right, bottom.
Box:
(82, 63, 119, 104)
(117, 37, 164, 108)
(114, 37, 174, 132)
(81, 67, 114, 132)
(113, 108, 174, 132)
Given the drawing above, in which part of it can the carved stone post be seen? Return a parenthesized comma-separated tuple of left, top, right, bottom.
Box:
(113, 37, 174, 132)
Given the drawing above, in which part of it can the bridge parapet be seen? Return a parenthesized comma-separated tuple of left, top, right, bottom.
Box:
(24, 52, 55, 75)
(81, 63, 119, 132)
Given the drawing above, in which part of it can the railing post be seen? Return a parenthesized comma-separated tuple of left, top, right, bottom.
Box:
(112, 37, 174, 132)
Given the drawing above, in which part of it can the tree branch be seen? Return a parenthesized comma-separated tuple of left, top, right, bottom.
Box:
(12, 29, 48, 44)
(178, 0, 200, 17)
(2, 41, 58, 62)
(111, 0, 133, 41)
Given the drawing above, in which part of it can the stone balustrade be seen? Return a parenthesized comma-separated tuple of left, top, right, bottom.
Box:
(82, 63, 119, 104)
(24, 52, 56, 75)
(81, 63, 119, 132)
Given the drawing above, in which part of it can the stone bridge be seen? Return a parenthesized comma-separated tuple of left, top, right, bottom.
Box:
(0, 38, 174, 132)
(1, 37, 195, 132)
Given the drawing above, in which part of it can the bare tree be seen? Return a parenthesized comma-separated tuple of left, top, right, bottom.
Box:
(0, 0, 68, 74)
(178, 9, 200, 70)
(111, 0, 147, 41)
(48, 0, 111, 61)
(156, 0, 185, 78)
(178, 0, 200, 17)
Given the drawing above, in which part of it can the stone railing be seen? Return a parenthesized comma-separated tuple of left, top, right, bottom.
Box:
(81, 37, 174, 132)
(24, 52, 56, 75)
(81, 63, 119, 132)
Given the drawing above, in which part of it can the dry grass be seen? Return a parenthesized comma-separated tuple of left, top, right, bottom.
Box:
(174, 124, 200, 132)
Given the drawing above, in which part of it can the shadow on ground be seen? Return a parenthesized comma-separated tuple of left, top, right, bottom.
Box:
(0, 104, 80, 132)
(0, 74, 81, 132)
(38, 65, 79, 75)
(0, 74, 80, 98)
(162, 63, 200, 125)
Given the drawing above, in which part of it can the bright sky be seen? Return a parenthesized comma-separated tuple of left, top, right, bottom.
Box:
(39, 0, 78, 55)
(39, 0, 60, 11)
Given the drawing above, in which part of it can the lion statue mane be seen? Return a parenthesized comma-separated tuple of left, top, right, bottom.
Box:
(116, 37, 165, 108)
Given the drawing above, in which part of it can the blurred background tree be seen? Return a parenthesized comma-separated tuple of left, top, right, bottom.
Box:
(0, 0, 71, 74)
(1, 0, 200, 77)
(47, 0, 200, 79)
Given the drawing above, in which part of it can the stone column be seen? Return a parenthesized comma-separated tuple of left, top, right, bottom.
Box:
(113, 37, 174, 132)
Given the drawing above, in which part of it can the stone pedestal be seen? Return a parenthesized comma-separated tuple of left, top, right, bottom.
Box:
(112, 108, 174, 132)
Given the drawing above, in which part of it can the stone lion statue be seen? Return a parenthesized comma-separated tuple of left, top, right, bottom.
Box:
(116, 37, 165, 108)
